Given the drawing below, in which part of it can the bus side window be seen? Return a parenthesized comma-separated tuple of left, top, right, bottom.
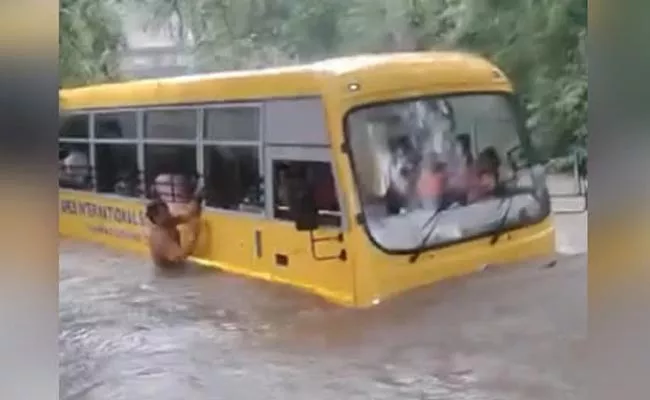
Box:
(58, 143, 92, 190)
(59, 114, 92, 190)
(202, 106, 263, 213)
(94, 111, 140, 197)
(94, 143, 140, 197)
(203, 146, 263, 213)
(95, 112, 137, 139)
(145, 144, 197, 202)
(273, 160, 341, 227)
(59, 114, 89, 139)
(143, 109, 198, 202)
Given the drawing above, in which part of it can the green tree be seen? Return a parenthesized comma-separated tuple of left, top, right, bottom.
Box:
(59, 0, 127, 87)
(78, 0, 586, 155)
(435, 0, 587, 156)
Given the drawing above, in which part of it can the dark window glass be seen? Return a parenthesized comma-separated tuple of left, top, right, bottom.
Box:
(59, 114, 89, 139)
(95, 144, 140, 197)
(144, 109, 197, 140)
(58, 142, 92, 190)
(273, 160, 340, 227)
(144, 144, 197, 202)
(204, 107, 260, 141)
(203, 145, 263, 212)
(95, 112, 138, 139)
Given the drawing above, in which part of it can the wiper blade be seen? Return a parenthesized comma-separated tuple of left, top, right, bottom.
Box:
(408, 205, 446, 264)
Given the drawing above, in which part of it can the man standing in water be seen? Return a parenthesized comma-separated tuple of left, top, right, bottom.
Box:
(146, 189, 203, 268)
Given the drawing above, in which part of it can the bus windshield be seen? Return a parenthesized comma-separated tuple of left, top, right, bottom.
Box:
(345, 92, 550, 252)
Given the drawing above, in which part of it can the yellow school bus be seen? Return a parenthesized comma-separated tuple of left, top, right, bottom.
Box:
(58, 52, 555, 307)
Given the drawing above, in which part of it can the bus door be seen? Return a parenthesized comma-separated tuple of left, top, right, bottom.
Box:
(259, 146, 354, 302)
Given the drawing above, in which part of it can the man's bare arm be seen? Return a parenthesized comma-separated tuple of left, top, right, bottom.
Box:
(170, 189, 204, 226)
(150, 229, 198, 263)
(169, 212, 195, 226)
(169, 231, 200, 262)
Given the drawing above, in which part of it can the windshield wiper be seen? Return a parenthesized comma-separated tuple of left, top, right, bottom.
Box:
(489, 176, 548, 245)
(409, 187, 521, 262)
(408, 204, 447, 264)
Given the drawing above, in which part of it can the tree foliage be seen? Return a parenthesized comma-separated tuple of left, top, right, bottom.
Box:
(59, 0, 126, 87)
(59, 0, 587, 154)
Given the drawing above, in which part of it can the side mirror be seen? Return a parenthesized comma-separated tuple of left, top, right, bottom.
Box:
(287, 176, 319, 232)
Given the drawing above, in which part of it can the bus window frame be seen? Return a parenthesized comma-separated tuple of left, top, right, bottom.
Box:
(270, 159, 344, 228)
(89, 110, 142, 197)
(143, 107, 199, 141)
(341, 90, 551, 255)
(94, 110, 139, 140)
(57, 98, 348, 225)
(264, 145, 347, 231)
(59, 112, 94, 191)
(59, 111, 91, 140)
(201, 102, 265, 216)
(203, 103, 261, 142)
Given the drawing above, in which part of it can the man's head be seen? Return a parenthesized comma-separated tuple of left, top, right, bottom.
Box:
(476, 147, 501, 176)
(454, 134, 473, 162)
(153, 173, 192, 203)
(146, 200, 172, 226)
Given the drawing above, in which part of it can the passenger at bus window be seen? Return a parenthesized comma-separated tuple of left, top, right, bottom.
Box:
(59, 150, 91, 189)
(237, 162, 263, 209)
(152, 173, 193, 203)
(467, 147, 502, 203)
(448, 134, 474, 184)
(384, 138, 416, 213)
(385, 170, 409, 215)
(241, 176, 265, 210)
(415, 154, 447, 210)
(445, 134, 475, 204)
(422, 105, 453, 156)
(114, 169, 142, 197)
(146, 190, 203, 268)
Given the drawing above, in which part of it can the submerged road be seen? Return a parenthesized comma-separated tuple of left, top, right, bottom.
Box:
(59, 212, 586, 400)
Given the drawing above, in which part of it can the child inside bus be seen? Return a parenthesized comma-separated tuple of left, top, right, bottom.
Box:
(415, 153, 447, 210)
(445, 133, 474, 204)
(385, 136, 417, 214)
(467, 146, 502, 203)
(114, 169, 143, 197)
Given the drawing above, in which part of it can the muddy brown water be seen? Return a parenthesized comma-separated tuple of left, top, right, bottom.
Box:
(59, 214, 585, 400)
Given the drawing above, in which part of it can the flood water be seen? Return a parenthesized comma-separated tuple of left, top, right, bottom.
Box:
(59, 213, 585, 400)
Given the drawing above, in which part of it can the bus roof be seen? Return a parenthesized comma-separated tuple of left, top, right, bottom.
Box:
(60, 51, 509, 111)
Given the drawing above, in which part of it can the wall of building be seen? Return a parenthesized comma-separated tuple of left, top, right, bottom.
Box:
(118, 5, 192, 79)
